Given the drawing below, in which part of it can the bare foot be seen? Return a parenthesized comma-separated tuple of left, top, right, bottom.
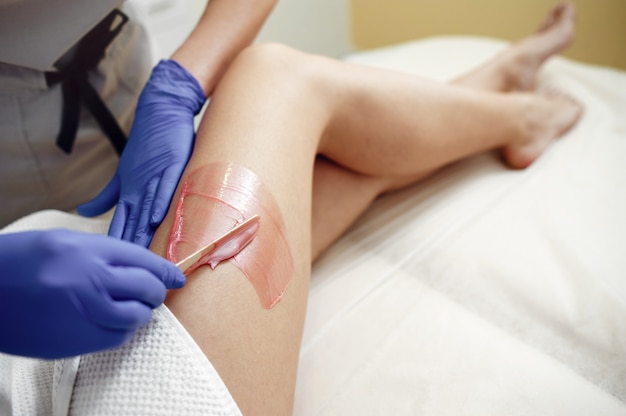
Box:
(456, 2, 577, 92)
(503, 2, 577, 91)
(502, 87, 583, 169)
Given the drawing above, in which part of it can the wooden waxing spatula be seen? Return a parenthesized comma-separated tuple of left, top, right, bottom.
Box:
(175, 215, 261, 274)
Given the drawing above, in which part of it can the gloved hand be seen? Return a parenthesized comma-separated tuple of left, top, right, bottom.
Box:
(78, 59, 206, 247)
(0, 229, 185, 359)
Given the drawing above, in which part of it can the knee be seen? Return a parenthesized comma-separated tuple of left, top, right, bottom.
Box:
(232, 43, 320, 91)
(239, 42, 295, 59)
(237, 42, 302, 71)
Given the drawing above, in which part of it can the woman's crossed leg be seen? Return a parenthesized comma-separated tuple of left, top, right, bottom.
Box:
(149, 3, 581, 414)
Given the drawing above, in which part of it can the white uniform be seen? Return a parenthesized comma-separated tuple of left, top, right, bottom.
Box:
(0, 1, 153, 227)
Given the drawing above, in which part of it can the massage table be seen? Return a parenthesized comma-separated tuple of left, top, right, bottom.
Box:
(1, 36, 625, 415)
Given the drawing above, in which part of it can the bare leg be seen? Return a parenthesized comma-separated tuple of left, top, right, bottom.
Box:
(151, 24, 581, 413)
(453, 1, 576, 92)
(312, 1, 580, 259)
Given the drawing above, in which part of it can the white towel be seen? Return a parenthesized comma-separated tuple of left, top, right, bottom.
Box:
(0, 210, 241, 416)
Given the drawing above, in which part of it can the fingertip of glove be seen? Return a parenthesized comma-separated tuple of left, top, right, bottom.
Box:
(133, 224, 155, 249)
(76, 203, 95, 217)
(80, 177, 121, 217)
(77, 200, 105, 217)
(171, 275, 186, 290)
(169, 275, 186, 290)
(149, 210, 164, 228)
(108, 203, 129, 240)
(173, 267, 187, 289)
(162, 262, 186, 290)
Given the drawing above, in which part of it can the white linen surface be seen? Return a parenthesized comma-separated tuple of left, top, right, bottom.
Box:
(294, 37, 626, 415)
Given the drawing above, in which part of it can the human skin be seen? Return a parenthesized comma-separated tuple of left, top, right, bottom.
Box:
(171, 0, 278, 96)
(149, 4, 580, 414)
(310, 1, 578, 259)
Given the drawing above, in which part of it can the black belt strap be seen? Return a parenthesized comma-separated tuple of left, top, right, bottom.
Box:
(46, 9, 129, 155)
(82, 81, 127, 155)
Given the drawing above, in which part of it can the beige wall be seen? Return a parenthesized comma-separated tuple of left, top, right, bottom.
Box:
(256, 0, 352, 57)
(140, 0, 352, 59)
(349, 0, 626, 70)
(193, 0, 353, 57)
(189, 0, 352, 58)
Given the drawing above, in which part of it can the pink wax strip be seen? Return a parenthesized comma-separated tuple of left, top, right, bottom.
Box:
(167, 162, 294, 309)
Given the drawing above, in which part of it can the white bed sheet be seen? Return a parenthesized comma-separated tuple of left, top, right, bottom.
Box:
(294, 37, 626, 415)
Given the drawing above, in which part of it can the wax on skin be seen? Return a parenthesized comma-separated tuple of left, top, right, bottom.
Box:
(166, 162, 294, 309)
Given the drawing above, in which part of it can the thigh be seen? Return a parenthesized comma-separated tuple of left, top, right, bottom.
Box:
(150, 49, 322, 415)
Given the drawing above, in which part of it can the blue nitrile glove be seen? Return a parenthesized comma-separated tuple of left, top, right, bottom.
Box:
(78, 59, 206, 247)
(0, 229, 185, 359)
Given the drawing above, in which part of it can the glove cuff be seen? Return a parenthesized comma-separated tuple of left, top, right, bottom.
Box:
(148, 59, 207, 115)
